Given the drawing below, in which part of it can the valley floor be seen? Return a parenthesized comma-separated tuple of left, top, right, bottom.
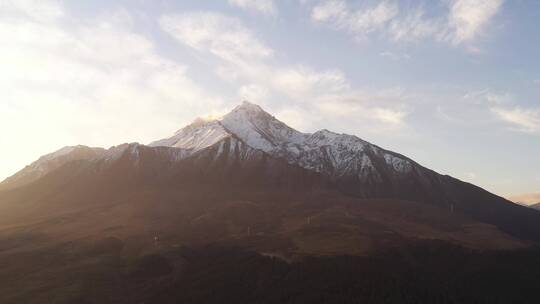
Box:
(2, 239, 540, 304)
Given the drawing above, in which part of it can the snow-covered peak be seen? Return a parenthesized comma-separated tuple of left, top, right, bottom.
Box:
(220, 101, 305, 151)
(150, 119, 232, 152)
(151, 101, 305, 155)
(233, 100, 266, 113)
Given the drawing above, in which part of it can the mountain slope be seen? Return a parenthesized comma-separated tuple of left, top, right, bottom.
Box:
(0, 149, 530, 303)
(0, 138, 523, 257)
(149, 119, 231, 152)
(150, 101, 540, 241)
(0, 145, 105, 191)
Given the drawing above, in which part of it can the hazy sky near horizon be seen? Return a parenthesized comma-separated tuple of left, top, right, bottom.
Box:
(0, 0, 539, 201)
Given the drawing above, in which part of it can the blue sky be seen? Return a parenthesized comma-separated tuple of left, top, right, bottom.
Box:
(0, 0, 539, 202)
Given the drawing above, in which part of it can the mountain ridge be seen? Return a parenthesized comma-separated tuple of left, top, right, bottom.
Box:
(0, 145, 105, 191)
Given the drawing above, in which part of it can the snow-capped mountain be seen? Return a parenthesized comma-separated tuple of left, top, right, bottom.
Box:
(150, 101, 434, 198)
(3, 101, 540, 243)
(151, 102, 413, 178)
(2, 101, 540, 304)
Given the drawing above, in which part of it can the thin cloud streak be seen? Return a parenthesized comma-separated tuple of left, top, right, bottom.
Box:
(492, 106, 540, 134)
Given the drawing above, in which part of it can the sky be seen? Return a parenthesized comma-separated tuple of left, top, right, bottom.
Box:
(0, 0, 539, 203)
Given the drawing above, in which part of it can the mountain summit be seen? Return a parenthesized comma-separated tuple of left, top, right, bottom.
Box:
(149, 100, 305, 153)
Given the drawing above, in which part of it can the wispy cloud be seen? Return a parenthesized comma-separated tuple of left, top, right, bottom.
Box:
(463, 89, 511, 105)
(159, 12, 343, 98)
(492, 106, 540, 134)
(238, 84, 270, 102)
(0, 0, 64, 22)
(273, 66, 350, 100)
(0, 0, 225, 180)
(160, 12, 273, 64)
(310, 0, 346, 23)
(309, 0, 504, 49)
(228, 0, 277, 16)
(373, 107, 408, 124)
(387, 7, 442, 42)
(160, 10, 410, 130)
(447, 0, 504, 45)
(314, 88, 411, 127)
(380, 51, 411, 60)
(311, 0, 399, 37)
